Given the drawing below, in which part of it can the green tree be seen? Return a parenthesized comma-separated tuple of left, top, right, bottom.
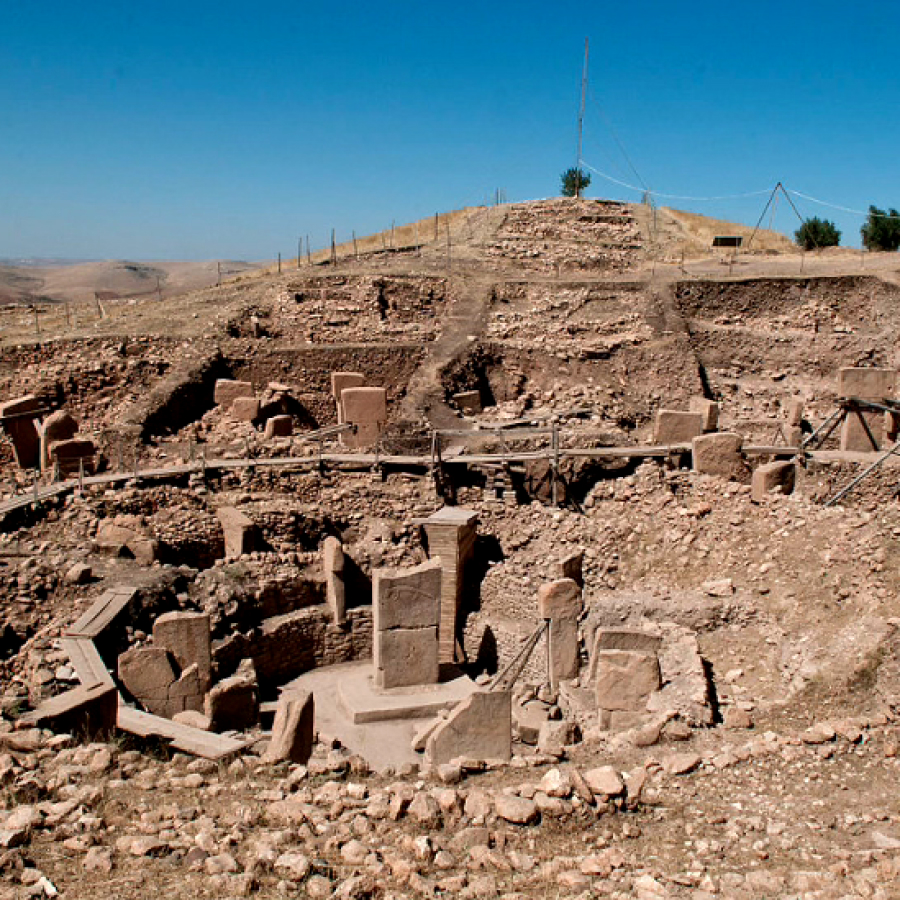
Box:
(861, 205, 900, 251)
(560, 167, 591, 197)
(794, 217, 841, 250)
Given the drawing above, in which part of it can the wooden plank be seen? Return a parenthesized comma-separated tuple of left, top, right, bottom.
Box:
(59, 636, 114, 687)
(117, 707, 248, 760)
(66, 587, 138, 638)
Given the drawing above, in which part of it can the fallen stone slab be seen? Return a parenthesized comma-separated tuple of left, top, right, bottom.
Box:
(94, 520, 156, 566)
(263, 690, 314, 764)
(425, 690, 512, 766)
(587, 629, 662, 682)
(20, 682, 117, 739)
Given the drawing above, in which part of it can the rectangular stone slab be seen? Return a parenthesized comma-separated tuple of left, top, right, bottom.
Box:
(838, 367, 897, 400)
(653, 410, 705, 444)
(373, 559, 442, 631)
(374, 625, 439, 689)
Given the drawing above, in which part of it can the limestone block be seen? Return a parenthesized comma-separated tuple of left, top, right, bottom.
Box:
(538, 578, 582, 688)
(216, 506, 256, 559)
(840, 411, 883, 452)
(173, 710, 211, 730)
(264, 690, 314, 764)
(341, 386, 387, 448)
(40, 410, 78, 471)
(553, 550, 584, 587)
(169, 663, 204, 714)
(751, 461, 796, 503)
(452, 390, 482, 414)
(0, 395, 42, 469)
(95, 520, 157, 566)
(118, 647, 178, 717)
(786, 398, 805, 427)
(587, 629, 662, 682)
(205, 672, 259, 732)
(264, 415, 293, 439)
(691, 432, 747, 480)
(153, 611, 212, 691)
(330, 371, 365, 423)
(653, 410, 705, 444)
(688, 397, 719, 432)
(323, 536, 346, 624)
(374, 625, 439, 690)
(594, 650, 660, 712)
(230, 396, 260, 422)
(425, 690, 512, 766)
(49, 438, 96, 477)
(373, 559, 442, 631)
(214, 379, 254, 408)
(21, 682, 117, 739)
(838, 367, 897, 400)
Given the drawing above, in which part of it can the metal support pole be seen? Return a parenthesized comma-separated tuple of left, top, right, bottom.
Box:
(825, 441, 900, 507)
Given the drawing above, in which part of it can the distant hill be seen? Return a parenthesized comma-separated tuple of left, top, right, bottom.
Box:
(0, 259, 261, 305)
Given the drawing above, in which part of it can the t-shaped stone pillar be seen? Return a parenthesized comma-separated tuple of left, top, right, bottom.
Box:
(537, 577, 583, 690)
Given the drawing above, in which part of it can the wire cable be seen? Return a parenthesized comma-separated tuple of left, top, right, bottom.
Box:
(786, 190, 900, 220)
(581, 162, 773, 202)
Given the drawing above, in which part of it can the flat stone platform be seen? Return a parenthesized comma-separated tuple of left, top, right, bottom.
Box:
(282, 661, 477, 771)
(337, 664, 477, 724)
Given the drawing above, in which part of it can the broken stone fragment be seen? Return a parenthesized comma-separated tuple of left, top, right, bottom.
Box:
(425, 690, 511, 767)
(205, 661, 259, 732)
(95, 519, 157, 566)
(117, 647, 177, 717)
(263, 690, 314, 764)
(153, 610, 212, 692)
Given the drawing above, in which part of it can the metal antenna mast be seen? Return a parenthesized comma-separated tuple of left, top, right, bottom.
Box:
(576, 38, 589, 197)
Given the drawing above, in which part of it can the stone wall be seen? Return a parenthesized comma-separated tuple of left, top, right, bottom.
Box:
(230, 346, 426, 427)
(212, 605, 372, 692)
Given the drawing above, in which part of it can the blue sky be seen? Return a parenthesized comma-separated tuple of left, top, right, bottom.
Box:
(1, 1, 897, 259)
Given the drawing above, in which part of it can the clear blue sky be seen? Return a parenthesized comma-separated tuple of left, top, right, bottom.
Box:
(2, 0, 897, 259)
